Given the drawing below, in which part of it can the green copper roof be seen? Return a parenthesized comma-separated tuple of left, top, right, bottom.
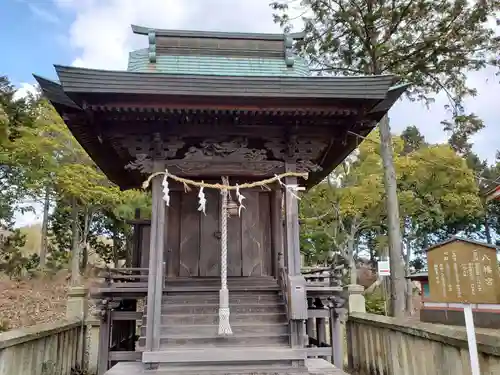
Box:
(127, 49, 310, 77)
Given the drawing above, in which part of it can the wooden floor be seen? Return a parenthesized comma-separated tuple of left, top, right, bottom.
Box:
(105, 359, 349, 375)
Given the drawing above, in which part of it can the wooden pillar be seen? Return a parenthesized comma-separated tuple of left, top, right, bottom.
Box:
(330, 307, 344, 368)
(97, 308, 111, 375)
(144, 161, 167, 357)
(306, 297, 314, 348)
(271, 188, 284, 278)
(316, 317, 326, 360)
(284, 162, 301, 276)
(283, 161, 305, 348)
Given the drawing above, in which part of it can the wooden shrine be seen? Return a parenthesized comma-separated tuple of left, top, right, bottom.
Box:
(34, 25, 406, 375)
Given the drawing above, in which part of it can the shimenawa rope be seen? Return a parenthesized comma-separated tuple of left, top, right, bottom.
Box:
(143, 170, 308, 191)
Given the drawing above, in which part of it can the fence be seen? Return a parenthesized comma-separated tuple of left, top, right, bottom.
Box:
(0, 318, 85, 375)
(347, 312, 500, 375)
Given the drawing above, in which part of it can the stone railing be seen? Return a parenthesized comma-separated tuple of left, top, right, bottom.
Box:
(0, 318, 85, 375)
(347, 312, 500, 375)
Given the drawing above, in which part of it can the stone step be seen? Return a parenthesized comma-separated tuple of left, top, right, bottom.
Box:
(137, 332, 290, 348)
(164, 285, 280, 293)
(106, 361, 309, 375)
(165, 279, 278, 288)
(140, 322, 289, 337)
(141, 347, 305, 364)
(163, 293, 281, 304)
(160, 303, 285, 315)
(166, 276, 277, 283)
(152, 312, 287, 325)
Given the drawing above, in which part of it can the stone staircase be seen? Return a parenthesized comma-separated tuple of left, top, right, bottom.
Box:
(135, 276, 308, 374)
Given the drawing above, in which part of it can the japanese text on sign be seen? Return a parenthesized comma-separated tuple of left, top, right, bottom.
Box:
(427, 239, 500, 304)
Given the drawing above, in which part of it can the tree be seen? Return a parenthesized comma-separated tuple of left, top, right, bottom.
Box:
(300, 127, 484, 313)
(0, 229, 39, 279)
(464, 152, 500, 245)
(5, 95, 150, 278)
(0, 77, 37, 227)
(301, 131, 386, 282)
(401, 126, 426, 155)
(272, 0, 500, 317)
(397, 142, 483, 311)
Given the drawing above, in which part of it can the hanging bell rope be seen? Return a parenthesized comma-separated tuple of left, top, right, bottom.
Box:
(218, 176, 232, 336)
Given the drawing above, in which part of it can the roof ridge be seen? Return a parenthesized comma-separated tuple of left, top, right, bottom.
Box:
(131, 24, 305, 41)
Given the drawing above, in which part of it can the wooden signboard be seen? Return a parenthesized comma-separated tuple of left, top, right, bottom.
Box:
(427, 237, 500, 304)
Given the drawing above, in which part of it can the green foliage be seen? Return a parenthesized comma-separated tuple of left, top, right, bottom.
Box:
(271, 0, 499, 113)
(300, 127, 485, 272)
(0, 92, 151, 271)
(0, 76, 38, 227)
(365, 292, 387, 315)
(401, 126, 426, 155)
(0, 229, 39, 279)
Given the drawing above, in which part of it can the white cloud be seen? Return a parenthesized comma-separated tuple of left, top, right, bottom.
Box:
(28, 3, 60, 24)
(13, 83, 38, 101)
(54, 0, 282, 69)
(390, 67, 500, 163)
(54, 0, 499, 164)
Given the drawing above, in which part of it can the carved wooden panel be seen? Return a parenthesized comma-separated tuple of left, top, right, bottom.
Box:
(199, 190, 221, 277)
(179, 192, 200, 276)
(119, 135, 185, 159)
(164, 160, 284, 177)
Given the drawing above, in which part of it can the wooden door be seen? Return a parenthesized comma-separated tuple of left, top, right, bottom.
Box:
(143, 190, 273, 277)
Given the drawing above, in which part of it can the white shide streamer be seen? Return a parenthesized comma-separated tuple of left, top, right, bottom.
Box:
(197, 185, 207, 215)
(162, 171, 170, 206)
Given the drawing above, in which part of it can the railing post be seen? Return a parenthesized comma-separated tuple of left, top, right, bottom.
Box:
(345, 284, 366, 314)
(306, 297, 314, 348)
(66, 286, 89, 320)
(97, 300, 111, 375)
(66, 286, 88, 371)
(328, 299, 346, 369)
(86, 319, 100, 375)
(344, 284, 365, 371)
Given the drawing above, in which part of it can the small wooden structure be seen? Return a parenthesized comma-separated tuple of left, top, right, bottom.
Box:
(421, 237, 500, 329)
(35, 25, 405, 375)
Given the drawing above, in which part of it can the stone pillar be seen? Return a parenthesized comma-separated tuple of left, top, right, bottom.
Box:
(344, 284, 365, 370)
(86, 319, 101, 375)
(345, 284, 366, 313)
(66, 286, 89, 320)
(66, 286, 89, 371)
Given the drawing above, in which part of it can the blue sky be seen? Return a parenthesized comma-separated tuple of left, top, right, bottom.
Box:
(2, 0, 499, 226)
(1, 0, 74, 85)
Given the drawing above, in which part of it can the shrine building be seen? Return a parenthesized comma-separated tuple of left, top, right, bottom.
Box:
(34, 24, 407, 375)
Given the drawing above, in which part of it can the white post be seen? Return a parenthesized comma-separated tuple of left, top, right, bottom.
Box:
(463, 304, 480, 375)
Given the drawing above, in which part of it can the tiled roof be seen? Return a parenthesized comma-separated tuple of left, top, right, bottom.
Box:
(53, 65, 397, 99)
(127, 49, 311, 77)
